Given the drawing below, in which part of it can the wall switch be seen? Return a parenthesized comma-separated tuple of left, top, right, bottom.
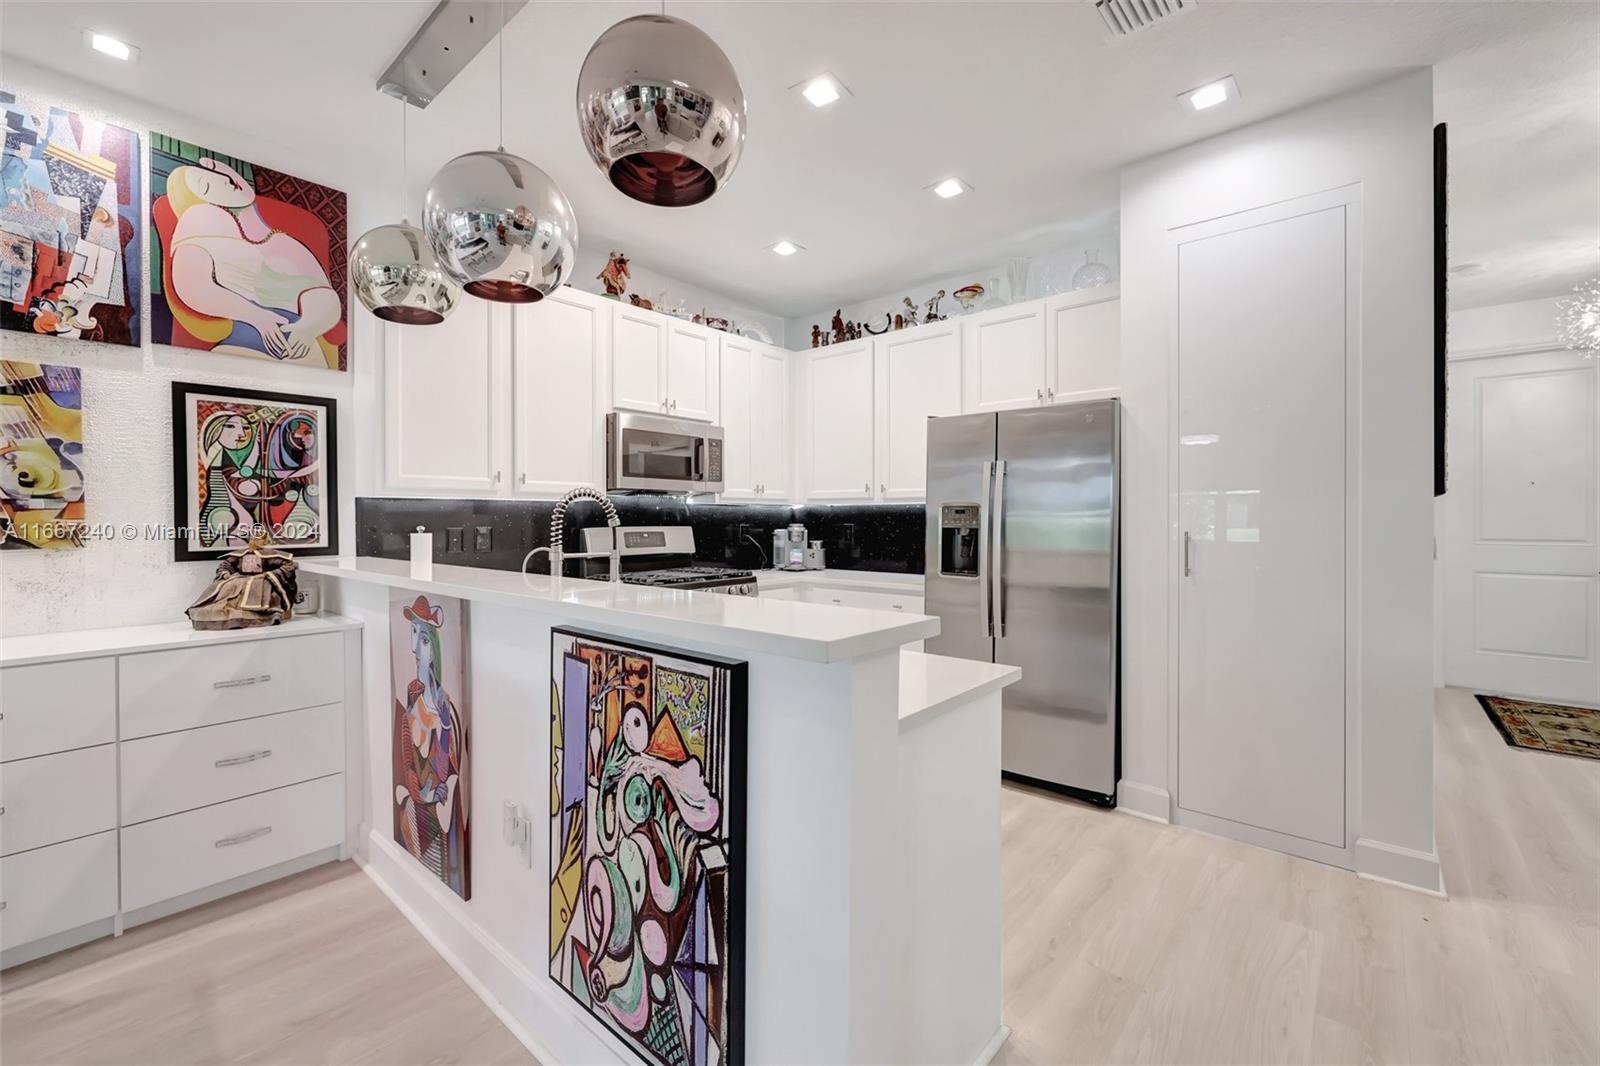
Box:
(474, 526, 492, 552)
(502, 800, 532, 867)
(446, 526, 465, 553)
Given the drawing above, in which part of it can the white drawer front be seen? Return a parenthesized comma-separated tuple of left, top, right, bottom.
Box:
(0, 658, 116, 763)
(0, 830, 118, 950)
(120, 633, 343, 739)
(0, 745, 117, 857)
(804, 587, 926, 614)
(120, 775, 343, 912)
(121, 704, 344, 825)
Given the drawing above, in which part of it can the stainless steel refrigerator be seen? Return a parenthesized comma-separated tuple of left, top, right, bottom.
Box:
(924, 400, 1119, 805)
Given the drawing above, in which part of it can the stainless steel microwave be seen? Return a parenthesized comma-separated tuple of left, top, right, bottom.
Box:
(605, 411, 724, 494)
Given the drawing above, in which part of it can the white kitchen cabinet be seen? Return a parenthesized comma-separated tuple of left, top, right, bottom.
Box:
(875, 321, 962, 500)
(514, 288, 607, 495)
(805, 339, 876, 500)
(383, 299, 503, 492)
(1047, 284, 1120, 403)
(611, 302, 667, 415)
(720, 336, 789, 501)
(961, 302, 1048, 412)
(666, 320, 719, 422)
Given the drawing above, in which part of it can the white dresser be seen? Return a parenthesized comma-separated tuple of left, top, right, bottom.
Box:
(0, 615, 361, 967)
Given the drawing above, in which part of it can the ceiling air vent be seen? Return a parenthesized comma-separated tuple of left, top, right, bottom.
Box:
(1095, 0, 1196, 38)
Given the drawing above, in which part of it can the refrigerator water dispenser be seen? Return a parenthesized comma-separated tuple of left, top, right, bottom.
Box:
(939, 504, 982, 576)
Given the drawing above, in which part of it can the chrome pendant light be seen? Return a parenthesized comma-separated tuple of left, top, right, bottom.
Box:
(422, 1, 577, 302)
(576, 9, 746, 207)
(352, 101, 459, 324)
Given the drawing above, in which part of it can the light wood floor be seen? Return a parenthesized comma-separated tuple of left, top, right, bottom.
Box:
(4, 687, 1595, 1065)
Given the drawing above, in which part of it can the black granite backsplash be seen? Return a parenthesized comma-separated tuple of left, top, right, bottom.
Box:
(356, 497, 926, 575)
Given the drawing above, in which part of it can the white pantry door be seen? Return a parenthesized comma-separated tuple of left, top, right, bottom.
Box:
(1175, 194, 1352, 851)
(1442, 349, 1599, 704)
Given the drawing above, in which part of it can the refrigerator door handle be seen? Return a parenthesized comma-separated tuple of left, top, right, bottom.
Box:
(991, 459, 1008, 637)
(979, 460, 994, 638)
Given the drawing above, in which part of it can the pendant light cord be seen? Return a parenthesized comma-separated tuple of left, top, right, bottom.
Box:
(497, 0, 505, 151)
(399, 98, 408, 224)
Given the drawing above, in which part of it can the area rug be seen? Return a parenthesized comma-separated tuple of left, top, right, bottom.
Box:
(1475, 694, 1600, 761)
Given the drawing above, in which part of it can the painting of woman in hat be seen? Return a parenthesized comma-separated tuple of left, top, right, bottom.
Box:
(391, 592, 470, 899)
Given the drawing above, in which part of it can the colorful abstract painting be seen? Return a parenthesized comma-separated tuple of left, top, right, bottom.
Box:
(550, 628, 746, 1066)
(149, 133, 348, 370)
(170, 382, 338, 560)
(0, 360, 85, 550)
(1, 92, 141, 345)
(391, 592, 471, 900)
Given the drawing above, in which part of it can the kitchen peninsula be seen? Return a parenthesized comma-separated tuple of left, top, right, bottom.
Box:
(304, 556, 1018, 1065)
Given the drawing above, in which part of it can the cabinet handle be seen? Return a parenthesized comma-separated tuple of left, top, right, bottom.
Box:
(864, 483, 871, 494)
(0, 901, 7, 911)
(1036, 387, 1043, 401)
(1046, 386, 1055, 402)
(495, 470, 502, 485)
(670, 399, 677, 412)
(215, 826, 273, 849)
(213, 674, 270, 690)
(215, 749, 273, 768)
(1183, 531, 1193, 577)
(519, 473, 526, 486)
(880, 483, 886, 494)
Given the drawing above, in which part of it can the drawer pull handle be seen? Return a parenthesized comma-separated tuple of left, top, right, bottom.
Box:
(215, 826, 272, 848)
(0, 900, 7, 911)
(215, 749, 273, 768)
(213, 674, 271, 690)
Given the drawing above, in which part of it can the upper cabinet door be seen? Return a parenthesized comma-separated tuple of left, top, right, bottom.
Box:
(718, 335, 758, 500)
(805, 340, 875, 500)
(611, 302, 667, 414)
(876, 321, 962, 500)
(961, 303, 1048, 412)
(1047, 284, 1120, 403)
(384, 300, 502, 493)
(754, 345, 790, 499)
(513, 288, 606, 496)
(666, 320, 719, 422)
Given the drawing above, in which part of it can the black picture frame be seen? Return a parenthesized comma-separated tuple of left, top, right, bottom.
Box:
(170, 381, 340, 561)
(547, 626, 747, 1066)
(1434, 121, 1448, 497)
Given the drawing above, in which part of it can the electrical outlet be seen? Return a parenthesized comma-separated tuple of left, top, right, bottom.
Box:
(502, 800, 532, 867)
(474, 526, 492, 552)
(446, 526, 465, 553)
(737, 522, 750, 544)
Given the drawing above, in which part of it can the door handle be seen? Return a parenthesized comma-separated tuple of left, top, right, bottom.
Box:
(1183, 531, 1193, 577)
(991, 459, 1008, 638)
(979, 461, 994, 638)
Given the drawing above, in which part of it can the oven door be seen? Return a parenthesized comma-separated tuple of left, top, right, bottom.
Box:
(607, 412, 724, 493)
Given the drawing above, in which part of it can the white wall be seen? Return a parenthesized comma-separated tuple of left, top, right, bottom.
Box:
(0, 58, 392, 637)
(570, 243, 786, 345)
(1118, 71, 1439, 890)
(1450, 295, 1564, 356)
(783, 227, 1120, 349)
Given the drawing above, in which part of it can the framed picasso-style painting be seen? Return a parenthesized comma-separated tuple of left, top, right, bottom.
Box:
(170, 382, 339, 561)
(549, 628, 747, 1066)
(0, 360, 86, 550)
(1, 91, 142, 346)
(390, 591, 471, 900)
(149, 133, 349, 371)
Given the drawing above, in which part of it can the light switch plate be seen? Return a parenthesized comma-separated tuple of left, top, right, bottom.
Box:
(474, 526, 492, 552)
(446, 527, 465, 553)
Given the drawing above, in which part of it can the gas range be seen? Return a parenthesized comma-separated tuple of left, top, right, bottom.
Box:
(578, 526, 758, 596)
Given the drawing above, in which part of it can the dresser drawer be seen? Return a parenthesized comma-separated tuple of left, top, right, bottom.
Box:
(0, 658, 116, 762)
(121, 704, 344, 825)
(119, 633, 343, 740)
(120, 775, 343, 912)
(0, 745, 117, 857)
(0, 830, 118, 951)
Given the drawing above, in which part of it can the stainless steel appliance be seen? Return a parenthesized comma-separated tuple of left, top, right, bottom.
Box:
(605, 412, 724, 494)
(774, 523, 808, 571)
(578, 526, 756, 595)
(924, 400, 1120, 805)
(803, 542, 826, 570)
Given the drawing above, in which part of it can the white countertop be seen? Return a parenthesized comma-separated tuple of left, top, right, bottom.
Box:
(302, 557, 938, 664)
(755, 568, 925, 593)
(0, 613, 362, 668)
(899, 650, 1020, 725)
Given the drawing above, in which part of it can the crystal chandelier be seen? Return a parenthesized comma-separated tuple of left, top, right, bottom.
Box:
(1556, 275, 1600, 357)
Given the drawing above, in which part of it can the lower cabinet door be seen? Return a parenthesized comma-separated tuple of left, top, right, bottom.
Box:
(120, 775, 344, 912)
(0, 830, 118, 950)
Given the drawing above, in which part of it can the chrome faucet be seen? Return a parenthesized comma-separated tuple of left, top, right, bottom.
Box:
(521, 487, 622, 582)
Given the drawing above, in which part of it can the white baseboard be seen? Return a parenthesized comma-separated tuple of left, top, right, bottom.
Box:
(1, 917, 116, 970)
(1116, 779, 1171, 823)
(973, 1023, 1013, 1065)
(1353, 836, 1446, 897)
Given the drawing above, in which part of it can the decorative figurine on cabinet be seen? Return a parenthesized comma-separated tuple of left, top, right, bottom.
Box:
(902, 297, 919, 327)
(831, 309, 846, 343)
(954, 283, 985, 313)
(893, 313, 905, 330)
(811, 324, 822, 348)
(627, 292, 654, 310)
(864, 313, 890, 335)
(597, 251, 630, 297)
(924, 289, 946, 322)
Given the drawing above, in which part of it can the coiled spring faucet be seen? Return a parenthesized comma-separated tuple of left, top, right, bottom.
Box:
(522, 487, 622, 581)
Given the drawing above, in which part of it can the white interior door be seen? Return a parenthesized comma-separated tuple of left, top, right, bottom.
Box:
(1176, 197, 1351, 850)
(1443, 350, 1599, 704)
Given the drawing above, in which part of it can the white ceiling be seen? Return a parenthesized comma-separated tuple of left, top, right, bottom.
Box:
(2, 1, 1594, 315)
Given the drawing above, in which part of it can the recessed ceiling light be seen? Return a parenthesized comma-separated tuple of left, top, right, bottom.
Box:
(770, 240, 802, 256)
(1180, 75, 1238, 112)
(800, 74, 844, 108)
(932, 177, 967, 199)
(82, 30, 137, 61)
